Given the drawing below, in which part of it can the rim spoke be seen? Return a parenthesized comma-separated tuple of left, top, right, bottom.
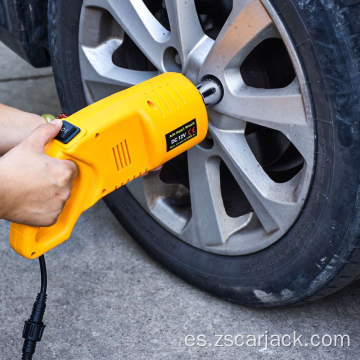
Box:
(186, 148, 224, 246)
(164, 0, 208, 69)
(126, 172, 191, 234)
(183, 146, 251, 247)
(79, 41, 157, 101)
(200, 0, 276, 78)
(215, 79, 314, 164)
(83, 0, 170, 71)
(211, 127, 301, 233)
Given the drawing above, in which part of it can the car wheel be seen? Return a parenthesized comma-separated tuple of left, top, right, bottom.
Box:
(49, 0, 360, 306)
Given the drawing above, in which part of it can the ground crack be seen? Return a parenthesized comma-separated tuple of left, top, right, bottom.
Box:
(0, 74, 53, 83)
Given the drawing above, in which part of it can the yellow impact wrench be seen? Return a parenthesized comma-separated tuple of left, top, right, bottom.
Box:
(9, 73, 222, 259)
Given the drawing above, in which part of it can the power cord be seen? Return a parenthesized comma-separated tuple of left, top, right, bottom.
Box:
(21, 255, 47, 359)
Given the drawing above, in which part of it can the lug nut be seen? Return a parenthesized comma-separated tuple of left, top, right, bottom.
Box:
(196, 76, 224, 107)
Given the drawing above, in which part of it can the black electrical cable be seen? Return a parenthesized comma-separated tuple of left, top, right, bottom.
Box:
(21, 255, 47, 360)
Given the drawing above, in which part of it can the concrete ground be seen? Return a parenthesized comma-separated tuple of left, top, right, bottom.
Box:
(0, 42, 359, 360)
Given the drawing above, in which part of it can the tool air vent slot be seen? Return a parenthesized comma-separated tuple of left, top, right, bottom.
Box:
(145, 85, 183, 117)
(112, 139, 132, 171)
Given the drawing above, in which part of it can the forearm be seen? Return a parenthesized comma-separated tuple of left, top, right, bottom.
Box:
(0, 104, 44, 155)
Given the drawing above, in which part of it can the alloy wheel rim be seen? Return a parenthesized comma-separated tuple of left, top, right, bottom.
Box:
(78, 0, 315, 255)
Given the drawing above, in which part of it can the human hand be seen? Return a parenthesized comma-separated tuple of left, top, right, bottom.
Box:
(0, 120, 78, 226)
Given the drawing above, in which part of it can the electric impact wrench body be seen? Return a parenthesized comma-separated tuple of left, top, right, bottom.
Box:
(9, 72, 222, 259)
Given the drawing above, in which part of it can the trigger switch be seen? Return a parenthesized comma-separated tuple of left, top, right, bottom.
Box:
(55, 121, 80, 144)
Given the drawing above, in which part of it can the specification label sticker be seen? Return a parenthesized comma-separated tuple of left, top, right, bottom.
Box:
(165, 119, 197, 152)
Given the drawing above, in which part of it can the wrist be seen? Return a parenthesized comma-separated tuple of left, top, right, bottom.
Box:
(0, 112, 45, 155)
(29, 114, 47, 128)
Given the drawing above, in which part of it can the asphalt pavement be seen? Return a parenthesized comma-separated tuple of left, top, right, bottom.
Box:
(0, 42, 359, 360)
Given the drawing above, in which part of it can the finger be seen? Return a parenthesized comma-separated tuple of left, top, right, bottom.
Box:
(25, 119, 63, 152)
(55, 188, 72, 202)
(150, 165, 162, 172)
(53, 161, 78, 187)
(63, 160, 79, 180)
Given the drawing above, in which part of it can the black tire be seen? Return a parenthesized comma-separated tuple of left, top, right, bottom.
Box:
(48, 0, 360, 307)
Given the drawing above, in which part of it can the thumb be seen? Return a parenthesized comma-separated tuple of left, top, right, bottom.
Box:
(26, 119, 63, 152)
